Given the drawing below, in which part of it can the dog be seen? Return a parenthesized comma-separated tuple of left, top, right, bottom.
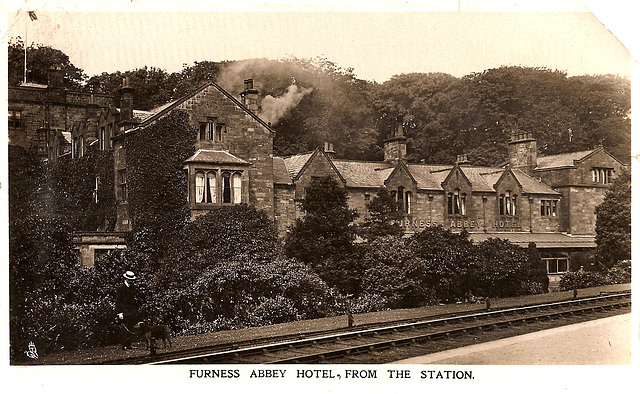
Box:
(133, 322, 172, 349)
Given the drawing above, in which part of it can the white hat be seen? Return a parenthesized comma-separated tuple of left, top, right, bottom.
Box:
(123, 271, 137, 280)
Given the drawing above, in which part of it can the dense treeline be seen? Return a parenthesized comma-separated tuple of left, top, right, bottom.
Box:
(10, 40, 630, 164)
(8, 41, 631, 362)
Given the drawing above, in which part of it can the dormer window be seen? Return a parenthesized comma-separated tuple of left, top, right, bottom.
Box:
(448, 189, 466, 216)
(499, 191, 517, 216)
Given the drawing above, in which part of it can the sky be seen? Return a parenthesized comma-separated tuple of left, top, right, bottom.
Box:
(2, 0, 637, 82)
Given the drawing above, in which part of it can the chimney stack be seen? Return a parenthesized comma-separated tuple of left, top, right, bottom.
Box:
(507, 129, 537, 176)
(323, 142, 336, 159)
(383, 114, 408, 164)
(240, 78, 260, 112)
(47, 65, 64, 88)
(456, 154, 470, 166)
(118, 77, 136, 130)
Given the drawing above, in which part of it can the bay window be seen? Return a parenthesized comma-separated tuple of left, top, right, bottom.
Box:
(194, 169, 243, 205)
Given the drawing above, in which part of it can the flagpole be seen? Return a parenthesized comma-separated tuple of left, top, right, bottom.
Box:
(24, 14, 27, 83)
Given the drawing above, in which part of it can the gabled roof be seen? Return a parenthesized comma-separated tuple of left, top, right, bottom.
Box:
(183, 150, 249, 165)
(283, 152, 315, 179)
(441, 164, 473, 189)
(535, 149, 596, 169)
(492, 166, 523, 190)
(282, 149, 346, 184)
(136, 82, 275, 133)
(385, 162, 418, 187)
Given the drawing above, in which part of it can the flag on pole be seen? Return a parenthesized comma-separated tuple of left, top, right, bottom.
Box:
(28, 11, 38, 21)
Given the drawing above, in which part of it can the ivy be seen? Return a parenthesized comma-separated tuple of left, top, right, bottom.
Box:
(124, 110, 196, 260)
(46, 147, 116, 231)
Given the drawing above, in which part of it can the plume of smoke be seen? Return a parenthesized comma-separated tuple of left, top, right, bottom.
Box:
(259, 84, 313, 125)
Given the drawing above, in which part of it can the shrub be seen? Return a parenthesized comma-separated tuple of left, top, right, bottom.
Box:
(558, 270, 609, 291)
(605, 260, 631, 284)
(359, 236, 437, 308)
(147, 256, 338, 333)
(407, 227, 478, 302)
(475, 238, 528, 298)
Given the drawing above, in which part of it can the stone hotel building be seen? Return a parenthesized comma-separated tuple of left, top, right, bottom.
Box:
(9, 75, 626, 289)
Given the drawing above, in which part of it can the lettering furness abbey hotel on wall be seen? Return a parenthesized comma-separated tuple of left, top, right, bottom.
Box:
(7, 71, 626, 290)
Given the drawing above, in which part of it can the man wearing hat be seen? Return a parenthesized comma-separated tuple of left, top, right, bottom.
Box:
(116, 271, 139, 350)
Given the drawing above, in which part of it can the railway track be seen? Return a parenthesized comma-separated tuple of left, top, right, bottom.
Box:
(152, 292, 630, 365)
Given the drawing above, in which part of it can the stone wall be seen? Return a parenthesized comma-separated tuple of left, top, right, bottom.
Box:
(177, 85, 275, 216)
(8, 85, 111, 155)
(274, 185, 296, 238)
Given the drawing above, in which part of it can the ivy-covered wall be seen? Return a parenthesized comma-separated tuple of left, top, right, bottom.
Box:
(123, 110, 197, 258)
(46, 147, 116, 231)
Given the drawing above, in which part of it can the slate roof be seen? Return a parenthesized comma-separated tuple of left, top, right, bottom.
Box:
(113, 108, 157, 124)
(132, 109, 156, 123)
(459, 167, 498, 193)
(535, 149, 595, 169)
(279, 156, 561, 196)
(273, 157, 294, 185)
(407, 165, 448, 190)
(468, 232, 595, 249)
(283, 152, 315, 179)
(183, 150, 249, 165)
(428, 166, 454, 185)
(512, 169, 561, 195)
(332, 160, 390, 188)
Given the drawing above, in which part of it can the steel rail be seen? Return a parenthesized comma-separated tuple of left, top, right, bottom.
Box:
(153, 292, 630, 365)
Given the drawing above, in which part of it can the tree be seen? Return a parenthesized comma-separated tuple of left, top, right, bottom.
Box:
(475, 238, 528, 297)
(595, 169, 631, 268)
(407, 227, 478, 302)
(284, 176, 358, 266)
(8, 38, 86, 88)
(85, 66, 174, 110)
(358, 187, 404, 240)
(524, 242, 549, 293)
